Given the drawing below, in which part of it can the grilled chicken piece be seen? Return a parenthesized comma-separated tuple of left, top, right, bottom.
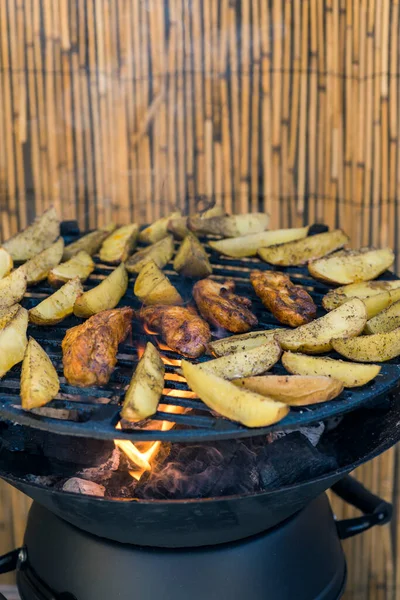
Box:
(62, 307, 134, 387)
(193, 278, 258, 333)
(140, 305, 211, 358)
(250, 270, 316, 327)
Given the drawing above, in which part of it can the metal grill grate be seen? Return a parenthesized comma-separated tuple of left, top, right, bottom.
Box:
(0, 224, 399, 442)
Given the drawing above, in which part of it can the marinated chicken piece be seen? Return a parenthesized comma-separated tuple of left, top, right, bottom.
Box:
(62, 307, 134, 387)
(193, 278, 258, 333)
(250, 270, 316, 327)
(140, 305, 211, 358)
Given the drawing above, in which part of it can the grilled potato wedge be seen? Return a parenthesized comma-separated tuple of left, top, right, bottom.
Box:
(121, 342, 165, 422)
(99, 224, 139, 264)
(308, 248, 395, 284)
(332, 328, 400, 362)
(63, 223, 116, 261)
(258, 230, 349, 266)
(208, 329, 287, 357)
(21, 337, 60, 409)
(139, 212, 181, 245)
(182, 360, 289, 428)
(125, 235, 174, 274)
(200, 205, 225, 218)
(282, 351, 381, 387)
(188, 213, 270, 237)
(209, 227, 309, 258)
(74, 263, 128, 317)
(167, 216, 190, 240)
(0, 305, 28, 377)
(323, 280, 400, 311)
(0, 268, 27, 308)
(365, 300, 400, 334)
(361, 289, 400, 319)
(201, 339, 282, 379)
(134, 260, 183, 306)
(276, 298, 367, 353)
(18, 238, 64, 285)
(29, 278, 83, 325)
(233, 375, 344, 406)
(0, 248, 13, 279)
(2, 207, 60, 261)
(173, 233, 212, 278)
(48, 251, 95, 287)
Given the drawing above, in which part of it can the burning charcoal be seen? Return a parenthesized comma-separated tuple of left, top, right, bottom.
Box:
(25, 474, 60, 487)
(79, 448, 121, 484)
(62, 478, 106, 497)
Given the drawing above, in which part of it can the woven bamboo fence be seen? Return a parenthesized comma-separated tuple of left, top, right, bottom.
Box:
(0, 0, 399, 596)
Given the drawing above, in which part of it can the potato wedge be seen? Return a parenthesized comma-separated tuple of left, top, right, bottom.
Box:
(48, 251, 95, 287)
(0, 248, 13, 279)
(167, 215, 190, 240)
(29, 278, 83, 325)
(209, 227, 309, 258)
(201, 339, 282, 379)
(99, 224, 139, 264)
(63, 223, 116, 261)
(0, 305, 28, 377)
(199, 205, 225, 218)
(0, 268, 27, 308)
(233, 375, 344, 406)
(173, 233, 212, 278)
(121, 342, 165, 422)
(134, 260, 183, 306)
(182, 360, 289, 428)
(208, 329, 287, 357)
(74, 263, 128, 317)
(308, 248, 395, 285)
(258, 230, 349, 266)
(125, 235, 174, 274)
(139, 212, 181, 245)
(188, 213, 270, 237)
(2, 207, 60, 261)
(282, 351, 381, 387)
(276, 298, 367, 353)
(323, 280, 400, 311)
(18, 238, 64, 285)
(21, 337, 60, 409)
(365, 300, 400, 334)
(332, 328, 400, 362)
(361, 289, 400, 319)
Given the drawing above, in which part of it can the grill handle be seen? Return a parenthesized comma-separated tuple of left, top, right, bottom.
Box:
(0, 548, 21, 575)
(332, 475, 392, 540)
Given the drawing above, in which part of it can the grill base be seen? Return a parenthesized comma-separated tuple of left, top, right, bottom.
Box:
(18, 495, 346, 600)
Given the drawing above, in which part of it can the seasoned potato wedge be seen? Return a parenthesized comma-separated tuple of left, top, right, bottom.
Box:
(182, 360, 289, 428)
(121, 342, 165, 422)
(365, 300, 400, 334)
(323, 280, 400, 311)
(167, 215, 190, 240)
(282, 351, 381, 387)
(134, 260, 183, 306)
(199, 205, 225, 218)
(139, 212, 181, 245)
(74, 263, 128, 317)
(63, 223, 116, 261)
(0, 268, 27, 308)
(332, 328, 400, 362)
(0, 305, 28, 377)
(258, 230, 349, 266)
(21, 337, 60, 410)
(29, 278, 83, 325)
(48, 251, 95, 287)
(233, 375, 344, 406)
(361, 289, 400, 319)
(125, 235, 174, 274)
(308, 248, 395, 285)
(173, 233, 212, 278)
(201, 339, 282, 379)
(209, 227, 309, 258)
(208, 329, 287, 356)
(2, 207, 60, 261)
(276, 298, 367, 353)
(99, 224, 139, 264)
(18, 238, 64, 285)
(188, 213, 270, 237)
(0, 248, 13, 279)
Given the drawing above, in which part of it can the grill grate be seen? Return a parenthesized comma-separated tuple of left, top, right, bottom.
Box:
(0, 224, 399, 442)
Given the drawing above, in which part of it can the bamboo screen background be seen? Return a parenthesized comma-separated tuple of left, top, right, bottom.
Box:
(0, 0, 399, 596)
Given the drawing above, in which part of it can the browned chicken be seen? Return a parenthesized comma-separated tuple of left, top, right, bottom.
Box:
(140, 305, 211, 358)
(250, 270, 316, 327)
(62, 307, 134, 387)
(192, 278, 258, 333)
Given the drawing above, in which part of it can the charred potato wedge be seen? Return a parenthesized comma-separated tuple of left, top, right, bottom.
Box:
(0, 268, 27, 308)
(48, 251, 95, 287)
(74, 263, 128, 317)
(208, 329, 287, 357)
(282, 351, 381, 388)
(138, 212, 181, 245)
(99, 224, 139, 264)
(276, 298, 367, 353)
(0, 305, 28, 377)
(125, 235, 174, 274)
(233, 375, 344, 406)
(121, 342, 165, 422)
(29, 278, 83, 325)
(63, 223, 116, 261)
(2, 207, 60, 261)
(173, 234, 212, 278)
(332, 328, 400, 362)
(209, 227, 309, 258)
(182, 360, 289, 428)
(0, 248, 13, 279)
(365, 300, 400, 334)
(21, 337, 60, 410)
(134, 260, 183, 306)
(323, 280, 400, 311)
(258, 230, 349, 266)
(188, 213, 270, 237)
(308, 248, 395, 284)
(18, 238, 64, 285)
(201, 339, 282, 379)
